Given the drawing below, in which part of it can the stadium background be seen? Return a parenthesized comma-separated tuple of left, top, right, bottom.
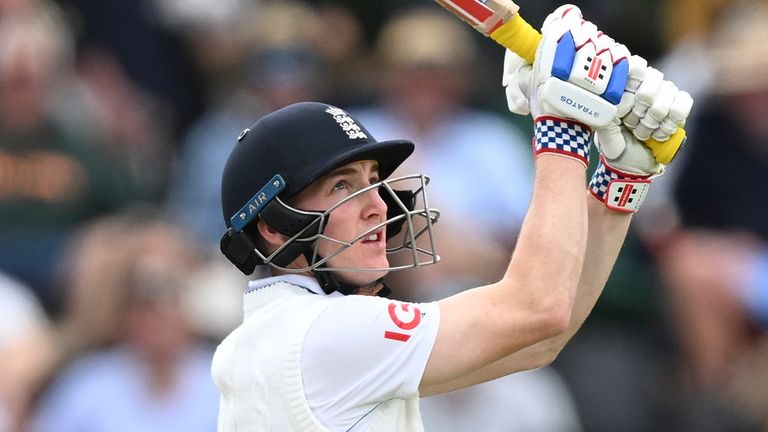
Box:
(1, 0, 767, 430)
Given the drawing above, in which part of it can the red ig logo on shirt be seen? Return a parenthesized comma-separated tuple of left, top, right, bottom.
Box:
(384, 302, 422, 342)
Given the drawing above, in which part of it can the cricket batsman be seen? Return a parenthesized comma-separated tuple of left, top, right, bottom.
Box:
(211, 4, 692, 431)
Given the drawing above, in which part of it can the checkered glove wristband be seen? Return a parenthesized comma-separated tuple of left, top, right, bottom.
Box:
(533, 116, 592, 168)
(589, 155, 652, 213)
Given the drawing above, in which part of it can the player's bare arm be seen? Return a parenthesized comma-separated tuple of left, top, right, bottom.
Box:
(420, 154, 587, 389)
(420, 198, 630, 396)
(420, 5, 692, 395)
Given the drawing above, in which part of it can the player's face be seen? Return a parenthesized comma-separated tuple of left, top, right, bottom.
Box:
(291, 160, 389, 284)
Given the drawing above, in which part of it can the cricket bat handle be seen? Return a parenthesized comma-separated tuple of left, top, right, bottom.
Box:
(488, 11, 541, 64)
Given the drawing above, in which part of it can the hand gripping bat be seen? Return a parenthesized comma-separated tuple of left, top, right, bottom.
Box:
(433, 0, 685, 165)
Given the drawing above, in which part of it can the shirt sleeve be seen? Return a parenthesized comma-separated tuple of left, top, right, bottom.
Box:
(302, 295, 440, 429)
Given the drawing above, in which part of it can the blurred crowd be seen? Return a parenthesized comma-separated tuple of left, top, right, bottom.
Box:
(1, 0, 767, 431)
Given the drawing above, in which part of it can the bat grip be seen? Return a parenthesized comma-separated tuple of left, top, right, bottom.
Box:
(645, 128, 686, 165)
(489, 13, 541, 64)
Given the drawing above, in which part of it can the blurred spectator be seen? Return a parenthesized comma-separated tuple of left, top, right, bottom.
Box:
(660, 0, 730, 48)
(351, 7, 582, 430)
(311, 3, 376, 107)
(0, 0, 30, 14)
(51, 209, 246, 357)
(421, 367, 583, 432)
(0, 272, 57, 432)
(157, 0, 257, 103)
(0, 1, 142, 313)
(551, 279, 674, 432)
(41, 0, 220, 201)
(655, 0, 723, 100)
(304, 0, 433, 47)
(71, 49, 176, 201)
(52, 211, 181, 357)
(54, 0, 208, 140)
(31, 212, 220, 432)
(167, 0, 327, 248)
(654, 2, 768, 430)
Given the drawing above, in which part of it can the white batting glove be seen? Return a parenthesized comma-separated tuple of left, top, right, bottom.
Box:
(618, 56, 693, 143)
(589, 126, 661, 213)
(502, 51, 532, 115)
(588, 55, 694, 212)
(503, 5, 630, 127)
(503, 5, 633, 168)
(596, 56, 693, 168)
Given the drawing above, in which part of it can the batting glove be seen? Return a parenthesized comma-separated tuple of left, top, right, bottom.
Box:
(588, 124, 664, 212)
(503, 5, 631, 167)
(609, 56, 694, 164)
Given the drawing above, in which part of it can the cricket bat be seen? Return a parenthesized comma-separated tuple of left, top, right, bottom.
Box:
(433, 0, 685, 164)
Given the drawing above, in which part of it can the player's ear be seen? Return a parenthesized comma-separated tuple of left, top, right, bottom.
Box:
(257, 219, 288, 247)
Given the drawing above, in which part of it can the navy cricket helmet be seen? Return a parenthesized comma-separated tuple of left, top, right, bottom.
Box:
(219, 102, 439, 282)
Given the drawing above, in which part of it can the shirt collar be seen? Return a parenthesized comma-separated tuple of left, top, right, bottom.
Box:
(246, 274, 344, 297)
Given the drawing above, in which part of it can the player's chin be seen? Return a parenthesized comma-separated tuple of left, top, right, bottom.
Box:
(337, 268, 389, 288)
(337, 255, 390, 286)
(353, 240, 388, 267)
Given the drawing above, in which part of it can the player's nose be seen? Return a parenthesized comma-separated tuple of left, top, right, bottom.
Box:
(361, 186, 388, 220)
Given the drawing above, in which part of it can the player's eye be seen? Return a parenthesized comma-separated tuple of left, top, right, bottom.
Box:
(332, 181, 348, 192)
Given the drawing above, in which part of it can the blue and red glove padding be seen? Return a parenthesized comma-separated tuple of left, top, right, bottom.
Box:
(551, 30, 629, 105)
(533, 116, 592, 168)
(588, 155, 651, 213)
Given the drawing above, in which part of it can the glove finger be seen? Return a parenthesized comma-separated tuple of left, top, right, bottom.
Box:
(503, 49, 533, 115)
(668, 90, 694, 126)
(542, 4, 582, 35)
(623, 101, 648, 129)
(637, 82, 673, 136)
(594, 34, 617, 53)
(570, 19, 599, 47)
(626, 55, 648, 93)
(634, 67, 664, 107)
(560, 5, 584, 28)
(617, 92, 635, 118)
(503, 49, 527, 86)
(506, 84, 532, 115)
(644, 88, 693, 140)
(543, 5, 580, 28)
(609, 43, 630, 65)
(651, 118, 678, 141)
(646, 80, 678, 123)
(596, 122, 626, 160)
(633, 122, 655, 141)
(534, 28, 561, 84)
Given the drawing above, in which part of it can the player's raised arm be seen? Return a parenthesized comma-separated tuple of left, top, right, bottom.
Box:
(421, 5, 608, 390)
(421, 6, 693, 395)
(547, 57, 693, 355)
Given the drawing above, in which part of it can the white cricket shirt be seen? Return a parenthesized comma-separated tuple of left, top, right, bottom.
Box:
(212, 274, 440, 431)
